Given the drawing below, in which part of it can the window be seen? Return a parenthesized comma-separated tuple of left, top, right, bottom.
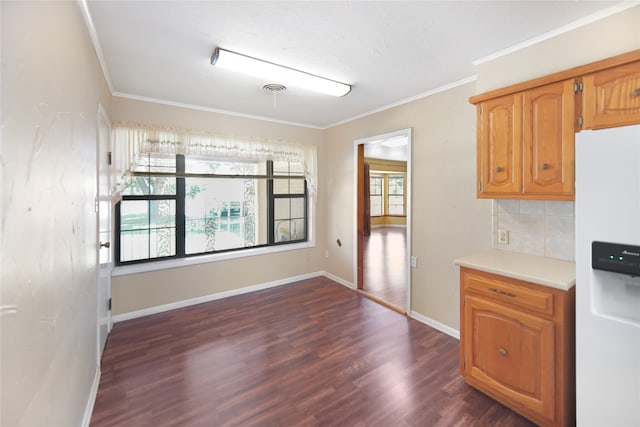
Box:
(116, 154, 307, 264)
(387, 175, 405, 215)
(370, 175, 383, 216)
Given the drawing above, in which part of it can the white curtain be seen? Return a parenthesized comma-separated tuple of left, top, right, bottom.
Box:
(111, 122, 317, 198)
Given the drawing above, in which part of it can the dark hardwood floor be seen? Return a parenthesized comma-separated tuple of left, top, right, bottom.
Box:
(91, 277, 535, 427)
(363, 226, 407, 311)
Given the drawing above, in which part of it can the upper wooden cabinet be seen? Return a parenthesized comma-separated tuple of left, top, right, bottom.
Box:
(582, 59, 640, 129)
(476, 80, 575, 200)
(477, 93, 522, 196)
(471, 49, 640, 201)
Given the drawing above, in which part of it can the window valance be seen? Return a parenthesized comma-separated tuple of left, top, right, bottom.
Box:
(111, 121, 317, 198)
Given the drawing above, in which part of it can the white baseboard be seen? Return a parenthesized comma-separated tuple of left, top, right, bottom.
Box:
(82, 367, 101, 427)
(409, 311, 460, 340)
(112, 271, 325, 323)
(322, 271, 354, 289)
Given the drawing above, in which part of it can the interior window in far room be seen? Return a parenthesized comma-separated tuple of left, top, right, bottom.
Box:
(387, 175, 404, 215)
(370, 175, 383, 216)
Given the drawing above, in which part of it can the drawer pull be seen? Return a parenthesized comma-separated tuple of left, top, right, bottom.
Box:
(495, 166, 503, 173)
(541, 163, 550, 170)
(488, 287, 516, 298)
(498, 348, 508, 357)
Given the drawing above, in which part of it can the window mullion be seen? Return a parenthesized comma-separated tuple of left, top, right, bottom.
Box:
(176, 154, 186, 257)
(267, 160, 275, 245)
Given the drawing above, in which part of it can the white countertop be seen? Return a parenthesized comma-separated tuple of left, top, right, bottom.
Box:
(454, 250, 576, 291)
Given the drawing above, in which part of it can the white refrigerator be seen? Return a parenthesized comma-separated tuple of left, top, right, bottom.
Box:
(575, 124, 640, 426)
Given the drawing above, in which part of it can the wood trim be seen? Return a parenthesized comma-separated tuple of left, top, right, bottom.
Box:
(469, 49, 640, 104)
(363, 163, 371, 236)
(357, 144, 364, 290)
(355, 289, 406, 315)
(477, 192, 574, 201)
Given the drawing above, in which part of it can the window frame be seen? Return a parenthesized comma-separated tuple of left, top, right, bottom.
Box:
(114, 154, 308, 266)
(386, 174, 405, 216)
(369, 174, 384, 217)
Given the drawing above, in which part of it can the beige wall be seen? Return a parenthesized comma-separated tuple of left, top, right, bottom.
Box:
(106, 5, 640, 331)
(476, 5, 640, 93)
(324, 5, 640, 334)
(1, 2, 112, 426)
(476, 5, 640, 264)
(324, 82, 493, 330)
(109, 98, 326, 315)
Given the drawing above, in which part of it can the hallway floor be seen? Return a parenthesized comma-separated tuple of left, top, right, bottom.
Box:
(363, 226, 407, 311)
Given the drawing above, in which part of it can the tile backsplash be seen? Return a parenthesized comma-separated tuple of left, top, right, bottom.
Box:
(492, 200, 575, 261)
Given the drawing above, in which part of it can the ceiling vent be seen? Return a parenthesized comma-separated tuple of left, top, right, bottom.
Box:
(262, 83, 287, 94)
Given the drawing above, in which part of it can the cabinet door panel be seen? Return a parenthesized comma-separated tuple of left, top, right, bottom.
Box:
(463, 295, 555, 424)
(583, 60, 640, 129)
(523, 80, 575, 196)
(478, 94, 522, 197)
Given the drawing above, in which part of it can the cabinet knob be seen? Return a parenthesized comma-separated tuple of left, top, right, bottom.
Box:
(633, 88, 640, 97)
(541, 163, 550, 170)
(100, 241, 111, 248)
(498, 348, 508, 357)
(495, 166, 503, 173)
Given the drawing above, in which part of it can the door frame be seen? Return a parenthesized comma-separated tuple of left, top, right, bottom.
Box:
(353, 128, 412, 312)
(96, 103, 112, 361)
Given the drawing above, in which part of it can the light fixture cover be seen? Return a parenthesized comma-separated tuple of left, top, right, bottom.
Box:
(211, 48, 351, 97)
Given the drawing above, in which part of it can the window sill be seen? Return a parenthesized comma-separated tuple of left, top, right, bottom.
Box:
(112, 241, 315, 277)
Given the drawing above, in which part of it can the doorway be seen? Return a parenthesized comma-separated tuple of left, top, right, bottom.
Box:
(354, 129, 411, 313)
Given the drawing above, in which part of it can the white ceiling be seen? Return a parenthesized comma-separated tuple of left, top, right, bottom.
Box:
(86, 1, 624, 129)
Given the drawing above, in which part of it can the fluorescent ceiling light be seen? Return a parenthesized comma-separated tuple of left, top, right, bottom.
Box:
(211, 48, 351, 97)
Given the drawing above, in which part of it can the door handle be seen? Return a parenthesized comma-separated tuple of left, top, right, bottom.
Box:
(100, 241, 111, 248)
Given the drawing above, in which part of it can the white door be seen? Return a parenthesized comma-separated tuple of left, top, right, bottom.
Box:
(97, 105, 112, 358)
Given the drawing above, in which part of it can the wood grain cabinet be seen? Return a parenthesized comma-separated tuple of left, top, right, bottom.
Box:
(477, 93, 522, 196)
(475, 80, 575, 200)
(582, 59, 640, 130)
(472, 50, 640, 201)
(523, 81, 575, 197)
(460, 267, 575, 427)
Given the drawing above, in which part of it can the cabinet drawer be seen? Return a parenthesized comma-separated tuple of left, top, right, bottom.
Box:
(462, 268, 554, 317)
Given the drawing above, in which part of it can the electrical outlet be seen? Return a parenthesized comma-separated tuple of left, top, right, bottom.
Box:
(498, 229, 509, 244)
(411, 256, 417, 268)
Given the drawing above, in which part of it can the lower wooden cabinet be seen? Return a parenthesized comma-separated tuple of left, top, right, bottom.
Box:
(460, 267, 575, 427)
